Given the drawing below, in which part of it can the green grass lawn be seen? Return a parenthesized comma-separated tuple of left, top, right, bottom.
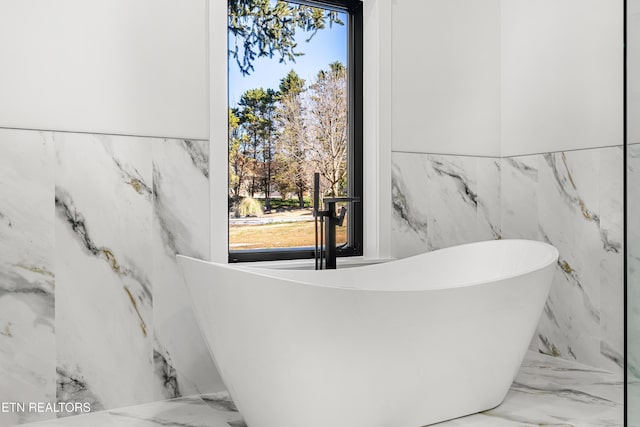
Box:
(229, 220, 347, 249)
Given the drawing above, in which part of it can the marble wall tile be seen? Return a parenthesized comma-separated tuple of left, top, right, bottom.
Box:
(506, 148, 624, 374)
(476, 157, 502, 241)
(598, 147, 624, 372)
(502, 147, 624, 372)
(0, 129, 221, 426)
(151, 139, 224, 399)
(501, 156, 539, 240)
(0, 129, 56, 427)
(54, 133, 155, 414)
(390, 153, 430, 258)
(424, 154, 481, 250)
(536, 150, 603, 368)
(628, 143, 640, 379)
(391, 146, 624, 374)
(391, 153, 501, 258)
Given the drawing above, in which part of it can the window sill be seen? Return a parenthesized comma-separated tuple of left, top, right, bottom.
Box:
(240, 256, 394, 270)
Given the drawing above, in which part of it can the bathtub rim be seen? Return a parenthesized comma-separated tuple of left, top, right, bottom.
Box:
(177, 239, 559, 293)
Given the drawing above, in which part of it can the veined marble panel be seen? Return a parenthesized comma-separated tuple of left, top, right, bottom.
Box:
(392, 147, 623, 373)
(390, 153, 430, 258)
(536, 149, 623, 372)
(476, 157, 502, 241)
(536, 150, 603, 368)
(54, 133, 155, 414)
(0, 129, 221, 426)
(425, 154, 481, 250)
(151, 139, 223, 399)
(391, 153, 501, 258)
(629, 143, 640, 380)
(598, 147, 624, 372)
(0, 129, 56, 427)
(501, 148, 624, 374)
(501, 156, 539, 240)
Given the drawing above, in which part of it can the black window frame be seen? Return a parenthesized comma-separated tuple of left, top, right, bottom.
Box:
(228, 0, 363, 263)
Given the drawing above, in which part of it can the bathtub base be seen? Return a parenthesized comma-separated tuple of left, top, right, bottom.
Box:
(177, 240, 558, 427)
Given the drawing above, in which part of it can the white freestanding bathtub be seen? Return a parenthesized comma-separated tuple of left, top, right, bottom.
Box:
(177, 239, 558, 427)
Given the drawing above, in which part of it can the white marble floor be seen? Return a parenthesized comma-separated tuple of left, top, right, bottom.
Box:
(19, 351, 626, 427)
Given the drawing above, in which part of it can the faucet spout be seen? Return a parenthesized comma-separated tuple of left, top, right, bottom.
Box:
(313, 172, 360, 270)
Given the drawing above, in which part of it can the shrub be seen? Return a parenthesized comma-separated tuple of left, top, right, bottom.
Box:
(265, 198, 312, 210)
(237, 197, 263, 217)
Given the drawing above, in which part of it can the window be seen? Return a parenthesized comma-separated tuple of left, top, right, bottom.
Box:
(227, 0, 363, 262)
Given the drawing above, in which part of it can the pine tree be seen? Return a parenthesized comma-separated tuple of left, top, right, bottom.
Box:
(236, 88, 279, 209)
(228, 0, 344, 75)
(228, 108, 249, 206)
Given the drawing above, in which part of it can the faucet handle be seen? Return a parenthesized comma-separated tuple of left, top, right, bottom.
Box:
(322, 197, 361, 203)
(337, 206, 347, 226)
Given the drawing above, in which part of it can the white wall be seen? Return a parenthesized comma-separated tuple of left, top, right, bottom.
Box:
(209, 0, 229, 263)
(390, 0, 502, 157)
(389, 0, 622, 158)
(630, 0, 640, 144)
(362, 0, 392, 259)
(0, 0, 208, 140)
(501, 0, 623, 156)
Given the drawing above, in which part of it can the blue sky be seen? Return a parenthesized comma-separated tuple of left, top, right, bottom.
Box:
(228, 9, 348, 106)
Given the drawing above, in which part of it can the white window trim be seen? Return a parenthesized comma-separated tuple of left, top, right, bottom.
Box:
(208, 0, 392, 263)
